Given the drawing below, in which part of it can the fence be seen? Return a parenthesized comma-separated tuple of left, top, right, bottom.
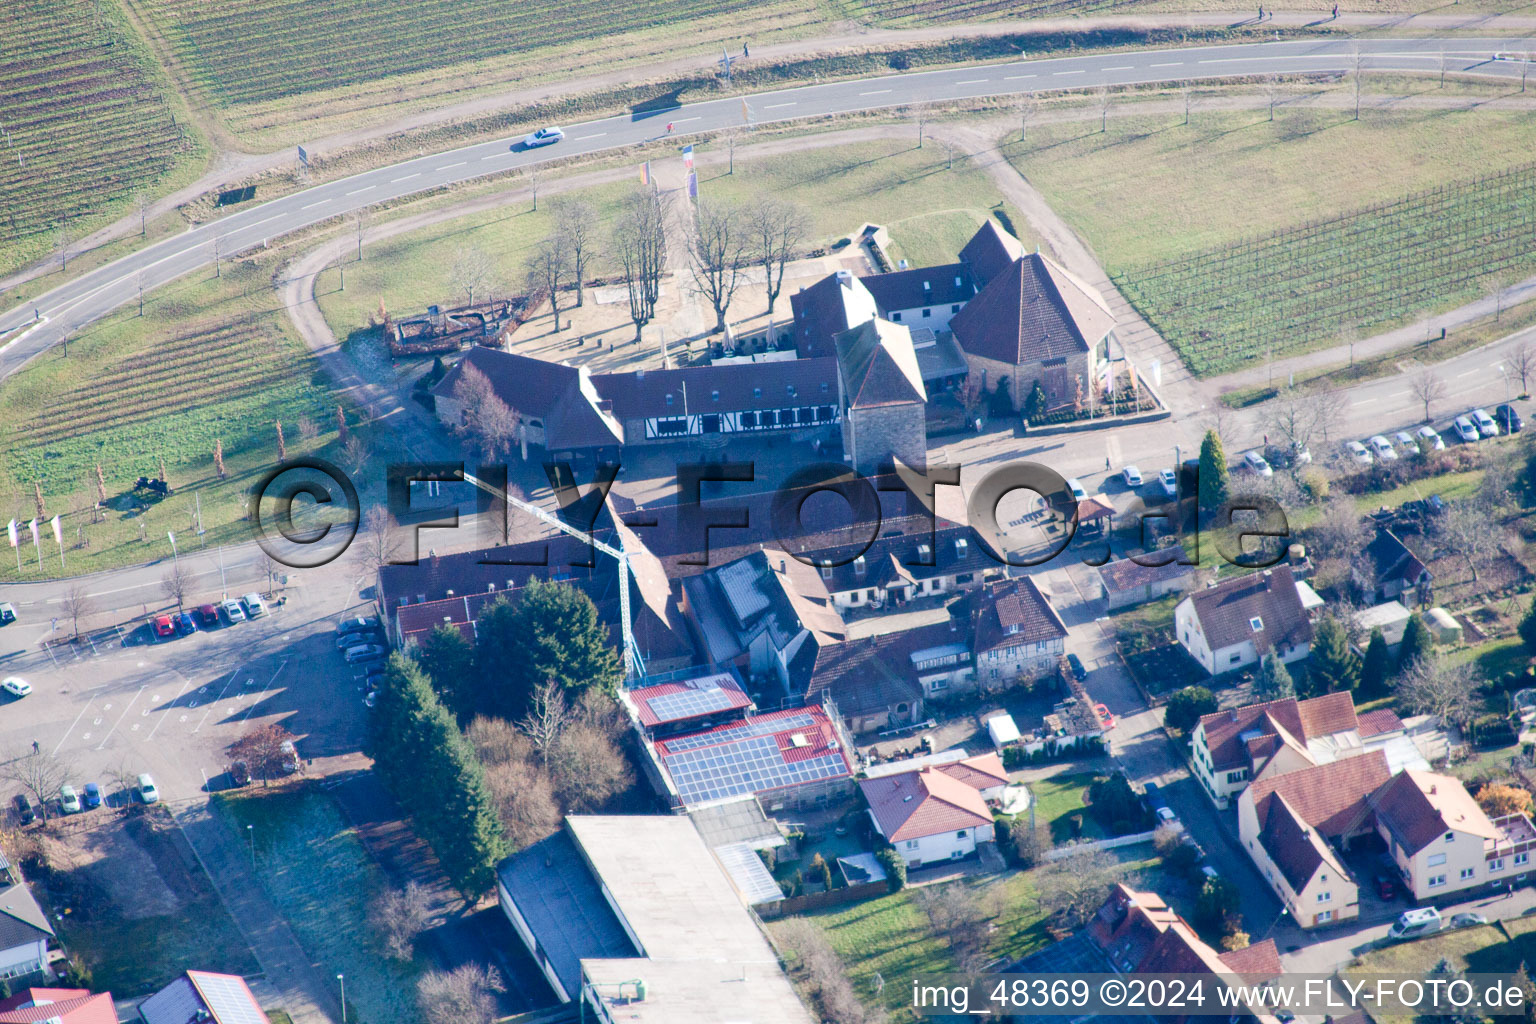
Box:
(757, 879, 888, 918)
(1044, 828, 1161, 862)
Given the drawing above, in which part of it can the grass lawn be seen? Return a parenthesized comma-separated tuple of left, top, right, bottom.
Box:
(702, 138, 1034, 263)
(214, 787, 424, 1024)
(1029, 771, 1108, 844)
(1010, 106, 1536, 376)
(1348, 921, 1523, 976)
(1350, 469, 1486, 515)
(50, 810, 258, 997)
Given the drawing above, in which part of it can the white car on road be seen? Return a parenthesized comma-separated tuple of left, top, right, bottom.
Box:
(1121, 465, 1143, 487)
(521, 126, 565, 148)
(1345, 440, 1374, 466)
(242, 593, 267, 618)
(1367, 435, 1398, 461)
(1066, 478, 1088, 502)
(1453, 415, 1480, 443)
(1158, 468, 1178, 498)
(2, 676, 31, 698)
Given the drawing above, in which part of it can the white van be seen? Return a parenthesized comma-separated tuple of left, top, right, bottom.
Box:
(1388, 907, 1442, 939)
(1066, 478, 1088, 502)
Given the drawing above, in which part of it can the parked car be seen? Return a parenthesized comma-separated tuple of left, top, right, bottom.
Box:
(1200, 865, 1220, 880)
(12, 794, 35, 825)
(336, 616, 381, 636)
(1345, 440, 1375, 466)
(1121, 465, 1144, 487)
(521, 126, 565, 148)
(229, 760, 251, 787)
(336, 632, 374, 650)
(1094, 703, 1116, 729)
(136, 774, 160, 804)
(1451, 912, 1488, 928)
(1392, 430, 1418, 454)
(279, 740, 301, 774)
(1143, 782, 1165, 810)
(242, 593, 267, 618)
(1066, 477, 1088, 502)
(175, 611, 197, 636)
(1367, 435, 1399, 461)
(1156, 806, 1178, 825)
(0, 602, 15, 625)
(82, 782, 101, 809)
(344, 644, 386, 663)
(2, 676, 31, 698)
(1158, 468, 1178, 499)
(1374, 867, 1396, 899)
(153, 614, 175, 638)
(1066, 653, 1088, 682)
(60, 784, 80, 814)
(196, 604, 221, 628)
(1453, 415, 1481, 442)
(1417, 425, 1446, 450)
(1242, 450, 1273, 477)
(1388, 907, 1442, 939)
(1472, 408, 1500, 436)
(1497, 403, 1524, 433)
(222, 599, 246, 623)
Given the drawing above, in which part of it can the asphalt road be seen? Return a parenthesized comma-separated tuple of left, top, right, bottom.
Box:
(4, 36, 1535, 378)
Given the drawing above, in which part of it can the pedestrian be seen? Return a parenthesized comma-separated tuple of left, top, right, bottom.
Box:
(1332, 3, 1338, 16)
(1257, 4, 1263, 17)
(1510, 883, 1515, 899)
(1105, 456, 1112, 471)
(744, 42, 750, 57)
(31, 740, 39, 754)
(666, 121, 675, 134)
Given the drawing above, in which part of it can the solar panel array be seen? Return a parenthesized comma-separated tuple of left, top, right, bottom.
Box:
(644, 683, 741, 724)
(661, 711, 818, 753)
(191, 973, 268, 1024)
(663, 733, 848, 805)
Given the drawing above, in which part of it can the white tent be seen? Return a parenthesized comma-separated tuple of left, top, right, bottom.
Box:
(987, 713, 1021, 749)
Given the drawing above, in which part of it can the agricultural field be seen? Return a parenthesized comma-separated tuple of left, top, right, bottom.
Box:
(1013, 107, 1536, 378)
(0, 0, 201, 279)
(0, 251, 357, 581)
(839, 0, 1518, 22)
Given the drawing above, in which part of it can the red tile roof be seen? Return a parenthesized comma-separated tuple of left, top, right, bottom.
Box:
(1184, 565, 1313, 659)
(937, 753, 1008, 789)
(1370, 770, 1502, 855)
(0, 989, 118, 1024)
(630, 673, 752, 728)
(1217, 938, 1282, 978)
(860, 764, 992, 842)
(1356, 708, 1405, 739)
(1097, 544, 1195, 593)
(1247, 749, 1392, 837)
(834, 319, 926, 408)
(1197, 690, 1359, 772)
(971, 576, 1067, 653)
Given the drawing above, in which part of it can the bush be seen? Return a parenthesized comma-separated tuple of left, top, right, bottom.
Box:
(1002, 745, 1026, 770)
(1152, 824, 1185, 858)
(1007, 818, 1047, 869)
(1163, 843, 1201, 878)
(1477, 783, 1532, 818)
(1195, 877, 1241, 933)
(1300, 469, 1330, 503)
(875, 847, 906, 892)
(1221, 931, 1251, 952)
(1164, 686, 1217, 733)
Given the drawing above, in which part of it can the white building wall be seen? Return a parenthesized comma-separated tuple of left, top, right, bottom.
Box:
(892, 824, 993, 868)
(0, 938, 46, 979)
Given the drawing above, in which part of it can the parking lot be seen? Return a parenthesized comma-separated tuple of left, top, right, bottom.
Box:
(1, 576, 377, 820)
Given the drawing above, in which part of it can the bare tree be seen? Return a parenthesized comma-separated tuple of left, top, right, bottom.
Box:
(1095, 86, 1111, 132)
(689, 201, 748, 335)
(136, 269, 145, 316)
(1435, 501, 1504, 586)
(747, 196, 806, 316)
(721, 127, 743, 174)
(161, 562, 192, 611)
(1036, 846, 1127, 929)
(1439, 49, 1448, 88)
(915, 884, 989, 971)
(914, 111, 929, 148)
(1263, 389, 1327, 473)
(449, 248, 494, 308)
(1016, 91, 1041, 142)
(352, 505, 401, 581)
(256, 549, 281, 593)
(1261, 75, 1282, 121)
(1308, 500, 1367, 562)
(553, 199, 598, 308)
(1410, 369, 1448, 423)
(210, 232, 223, 278)
(228, 722, 297, 786)
(453, 368, 516, 459)
(527, 236, 571, 332)
(352, 207, 369, 261)
(1395, 654, 1480, 728)
(1509, 341, 1534, 398)
(613, 189, 667, 345)
(1182, 86, 1194, 126)
(526, 167, 540, 212)
(416, 965, 505, 1024)
(342, 434, 371, 477)
(297, 415, 319, 443)
(56, 221, 72, 271)
(547, 723, 634, 812)
(136, 191, 153, 237)
(1341, 324, 1359, 366)
(1350, 45, 1365, 120)
(518, 680, 571, 758)
(939, 137, 958, 170)
(1487, 274, 1509, 321)
(60, 584, 95, 640)
(374, 881, 432, 960)
(1, 748, 69, 821)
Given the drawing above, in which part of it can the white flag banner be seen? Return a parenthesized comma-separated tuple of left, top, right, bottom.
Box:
(5, 519, 15, 548)
(51, 515, 63, 546)
(27, 518, 39, 548)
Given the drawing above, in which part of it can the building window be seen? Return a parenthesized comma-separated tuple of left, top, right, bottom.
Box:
(1460, 868, 1475, 880)
(1446, 832, 1455, 842)
(956, 830, 968, 839)
(1428, 853, 1446, 866)
(1491, 858, 1506, 872)
(1428, 874, 1447, 888)
(1229, 653, 1242, 664)
(922, 308, 932, 318)
(1225, 771, 1246, 784)
(928, 679, 949, 694)
(1316, 910, 1333, 924)
(891, 312, 902, 322)
(1517, 853, 1530, 866)
(1316, 892, 1331, 903)
(905, 840, 919, 850)
(951, 304, 961, 313)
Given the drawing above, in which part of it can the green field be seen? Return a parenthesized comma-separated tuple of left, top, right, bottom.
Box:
(216, 788, 424, 1024)
(0, 0, 202, 277)
(0, 252, 354, 580)
(1012, 108, 1536, 378)
(1028, 772, 1108, 843)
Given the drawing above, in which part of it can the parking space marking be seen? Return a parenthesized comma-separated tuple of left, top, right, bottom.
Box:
(52, 686, 109, 755)
(194, 669, 244, 733)
(145, 677, 195, 740)
(96, 685, 147, 749)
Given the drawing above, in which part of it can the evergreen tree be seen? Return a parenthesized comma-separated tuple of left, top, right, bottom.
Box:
(1398, 612, 1434, 672)
(1164, 686, 1217, 733)
(473, 580, 623, 718)
(1360, 628, 1393, 698)
(1255, 653, 1295, 702)
(1198, 429, 1229, 514)
(1520, 599, 1536, 654)
(1023, 380, 1047, 423)
(414, 623, 477, 721)
(1309, 617, 1360, 693)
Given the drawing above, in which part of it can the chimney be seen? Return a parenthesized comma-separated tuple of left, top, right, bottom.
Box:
(1229, 709, 1239, 723)
(779, 559, 787, 574)
(1430, 784, 1437, 795)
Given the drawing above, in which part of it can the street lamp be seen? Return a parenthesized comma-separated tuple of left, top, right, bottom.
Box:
(246, 824, 255, 868)
(1498, 363, 1512, 404)
(337, 973, 346, 1022)
(1263, 905, 1289, 939)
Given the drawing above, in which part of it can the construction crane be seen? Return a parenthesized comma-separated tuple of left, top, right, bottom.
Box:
(460, 470, 644, 683)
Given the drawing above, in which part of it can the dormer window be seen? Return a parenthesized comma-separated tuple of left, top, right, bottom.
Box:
(1007, 623, 1019, 635)
(787, 384, 797, 397)
(712, 390, 720, 401)
(753, 387, 762, 398)
(1250, 616, 1264, 631)
(665, 394, 673, 406)
(820, 381, 829, 392)
(854, 556, 866, 577)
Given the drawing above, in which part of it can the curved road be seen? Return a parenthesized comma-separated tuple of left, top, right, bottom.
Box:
(3, 35, 1535, 376)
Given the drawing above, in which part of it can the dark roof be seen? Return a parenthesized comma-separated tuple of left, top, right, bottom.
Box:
(971, 576, 1068, 653)
(496, 831, 638, 998)
(1197, 691, 1358, 772)
(1247, 749, 1393, 837)
(1183, 566, 1313, 657)
(432, 346, 621, 450)
(808, 525, 995, 595)
(1097, 544, 1195, 594)
(959, 219, 1026, 288)
(0, 883, 53, 952)
(1370, 770, 1501, 855)
(910, 327, 970, 382)
(591, 358, 839, 420)
(1362, 528, 1431, 587)
(681, 549, 845, 665)
(859, 263, 973, 311)
(791, 619, 966, 716)
(1257, 794, 1332, 891)
(950, 252, 1112, 366)
(834, 320, 926, 409)
(790, 272, 863, 359)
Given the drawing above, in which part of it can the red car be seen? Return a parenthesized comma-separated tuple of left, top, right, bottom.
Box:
(196, 604, 221, 628)
(1094, 703, 1116, 730)
(153, 615, 175, 638)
